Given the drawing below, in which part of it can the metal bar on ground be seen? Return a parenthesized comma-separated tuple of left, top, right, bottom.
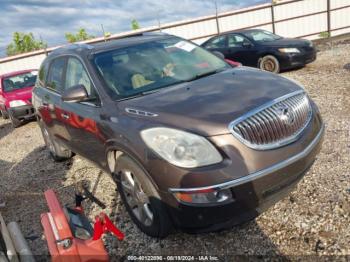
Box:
(0, 213, 18, 262)
(7, 222, 35, 262)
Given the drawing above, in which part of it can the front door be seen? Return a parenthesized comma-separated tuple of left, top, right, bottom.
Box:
(226, 34, 258, 67)
(60, 56, 106, 165)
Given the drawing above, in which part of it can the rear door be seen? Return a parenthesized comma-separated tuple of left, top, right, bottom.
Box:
(60, 56, 106, 164)
(202, 35, 228, 56)
(226, 34, 259, 66)
(35, 57, 69, 142)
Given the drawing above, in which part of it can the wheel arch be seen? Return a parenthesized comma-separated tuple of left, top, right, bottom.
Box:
(105, 141, 160, 192)
(257, 52, 280, 67)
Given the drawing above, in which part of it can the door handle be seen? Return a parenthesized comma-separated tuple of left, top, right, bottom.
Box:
(61, 113, 70, 119)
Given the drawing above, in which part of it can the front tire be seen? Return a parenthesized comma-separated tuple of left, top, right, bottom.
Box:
(115, 155, 173, 238)
(38, 119, 72, 161)
(259, 55, 280, 73)
(1, 109, 9, 119)
(9, 111, 21, 128)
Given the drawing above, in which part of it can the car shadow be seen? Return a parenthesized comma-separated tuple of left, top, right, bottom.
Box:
(0, 121, 12, 140)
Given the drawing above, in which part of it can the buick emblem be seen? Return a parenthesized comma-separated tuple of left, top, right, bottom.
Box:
(277, 105, 295, 125)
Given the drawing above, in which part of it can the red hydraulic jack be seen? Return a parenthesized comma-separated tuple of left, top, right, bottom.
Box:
(41, 189, 124, 262)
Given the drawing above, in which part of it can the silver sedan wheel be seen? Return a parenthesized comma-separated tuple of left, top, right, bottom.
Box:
(121, 170, 154, 226)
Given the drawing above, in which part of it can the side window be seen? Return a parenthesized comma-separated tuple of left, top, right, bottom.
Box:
(47, 58, 65, 92)
(228, 34, 248, 47)
(65, 57, 97, 99)
(205, 36, 226, 49)
(37, 61, 49, 87)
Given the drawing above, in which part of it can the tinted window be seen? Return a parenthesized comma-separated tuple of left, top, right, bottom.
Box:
(3, 71, 38, 92)
(37, 61, 49, 86)
(227, 34, 247, 47)
(47, 58, 65, 92)
(65, 57, 96, 98)
(205, 36, 226, 49)
(94, 36, 229, 100)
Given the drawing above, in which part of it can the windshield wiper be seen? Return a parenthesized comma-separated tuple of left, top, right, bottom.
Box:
(116, 89, 161, 101)
(185, 68, 226, 82)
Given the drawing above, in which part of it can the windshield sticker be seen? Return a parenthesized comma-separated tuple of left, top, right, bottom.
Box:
(174, 41, 196, 52)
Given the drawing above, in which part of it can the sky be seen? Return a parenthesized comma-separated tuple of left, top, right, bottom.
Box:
(0, 0, 269, 57)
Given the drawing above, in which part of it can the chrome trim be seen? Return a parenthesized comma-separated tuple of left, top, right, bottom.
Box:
(169, 124, 324, 193)
(125, 108, 158, 117)
(228, 90, 312, 150)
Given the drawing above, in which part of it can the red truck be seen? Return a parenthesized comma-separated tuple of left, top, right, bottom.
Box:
(0, 69, 37, 127)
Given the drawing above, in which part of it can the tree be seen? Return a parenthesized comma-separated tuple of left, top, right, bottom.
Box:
(131, 19, 141, 30)
(65, 28, 94, 43)
(6, 32, 47, 56)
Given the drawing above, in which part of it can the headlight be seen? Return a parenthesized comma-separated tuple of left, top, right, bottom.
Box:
(141, 127, 222, 168)
(279, 48, 300, 53)
(9, 100, 26, 108)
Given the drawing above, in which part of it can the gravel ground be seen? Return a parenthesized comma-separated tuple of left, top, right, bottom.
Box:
(0, 43, 349, 260)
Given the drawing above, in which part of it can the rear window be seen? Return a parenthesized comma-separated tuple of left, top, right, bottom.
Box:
(243, 30, 282, 42)
(37, 61, 49, 87)
(2, 71, 38, 92)
(47, 58, 66, 92)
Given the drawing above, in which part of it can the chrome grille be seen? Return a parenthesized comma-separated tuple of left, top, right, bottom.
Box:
(229, 91, 312, 150)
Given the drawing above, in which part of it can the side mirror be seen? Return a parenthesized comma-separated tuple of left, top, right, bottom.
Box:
(62, 84, 88, 103)
(242, 42, 253, 48)
(212, 51, 225, 59)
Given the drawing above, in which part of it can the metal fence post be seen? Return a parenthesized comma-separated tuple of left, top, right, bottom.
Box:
(214, 0, 220, 34)
(327, 0, 331, 37)
(271, 3, 276, 34)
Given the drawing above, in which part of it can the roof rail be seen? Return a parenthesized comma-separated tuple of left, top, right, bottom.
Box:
(50, 43, 94, 54)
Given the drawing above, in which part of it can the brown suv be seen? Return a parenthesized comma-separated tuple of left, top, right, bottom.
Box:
(33, 33, 324, 237)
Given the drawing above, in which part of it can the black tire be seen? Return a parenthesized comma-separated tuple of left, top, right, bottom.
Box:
(259, 55, 280, 73)
(38, 119, 72, 161)
(1, 109, 9, 119)
(115, 155, 173, 238)
(8, 111, 21, 128)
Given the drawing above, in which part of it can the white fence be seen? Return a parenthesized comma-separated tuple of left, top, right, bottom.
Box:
(1, 0, 350, 74)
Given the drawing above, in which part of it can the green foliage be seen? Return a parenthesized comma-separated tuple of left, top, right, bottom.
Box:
(319, 31, 330, 38)
(131, 19, 141, 30)
(65, 28, 95, 43)
(6, 32, 47, 56)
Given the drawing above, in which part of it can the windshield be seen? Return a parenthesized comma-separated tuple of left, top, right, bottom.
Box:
(3, 71, 38, 92)
(93, 37, 229, 99)
(244, 30, 282, 42)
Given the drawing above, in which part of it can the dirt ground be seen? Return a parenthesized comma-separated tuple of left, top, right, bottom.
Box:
(0, 43, 349, 261)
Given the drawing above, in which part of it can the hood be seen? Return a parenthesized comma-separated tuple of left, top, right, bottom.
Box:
(118, 67, 303, 136)
(258, 38, 311, 48)
(4, 86, 33, 103)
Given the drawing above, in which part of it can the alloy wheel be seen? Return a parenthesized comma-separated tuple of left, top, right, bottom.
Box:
(121, 170, 154, 226)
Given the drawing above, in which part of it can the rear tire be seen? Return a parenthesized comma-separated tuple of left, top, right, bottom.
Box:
(1, 109, 9, 119)
(259, 55, 280, 73)
(115, 155, 173, 238)
(38, 119, 72, 161)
